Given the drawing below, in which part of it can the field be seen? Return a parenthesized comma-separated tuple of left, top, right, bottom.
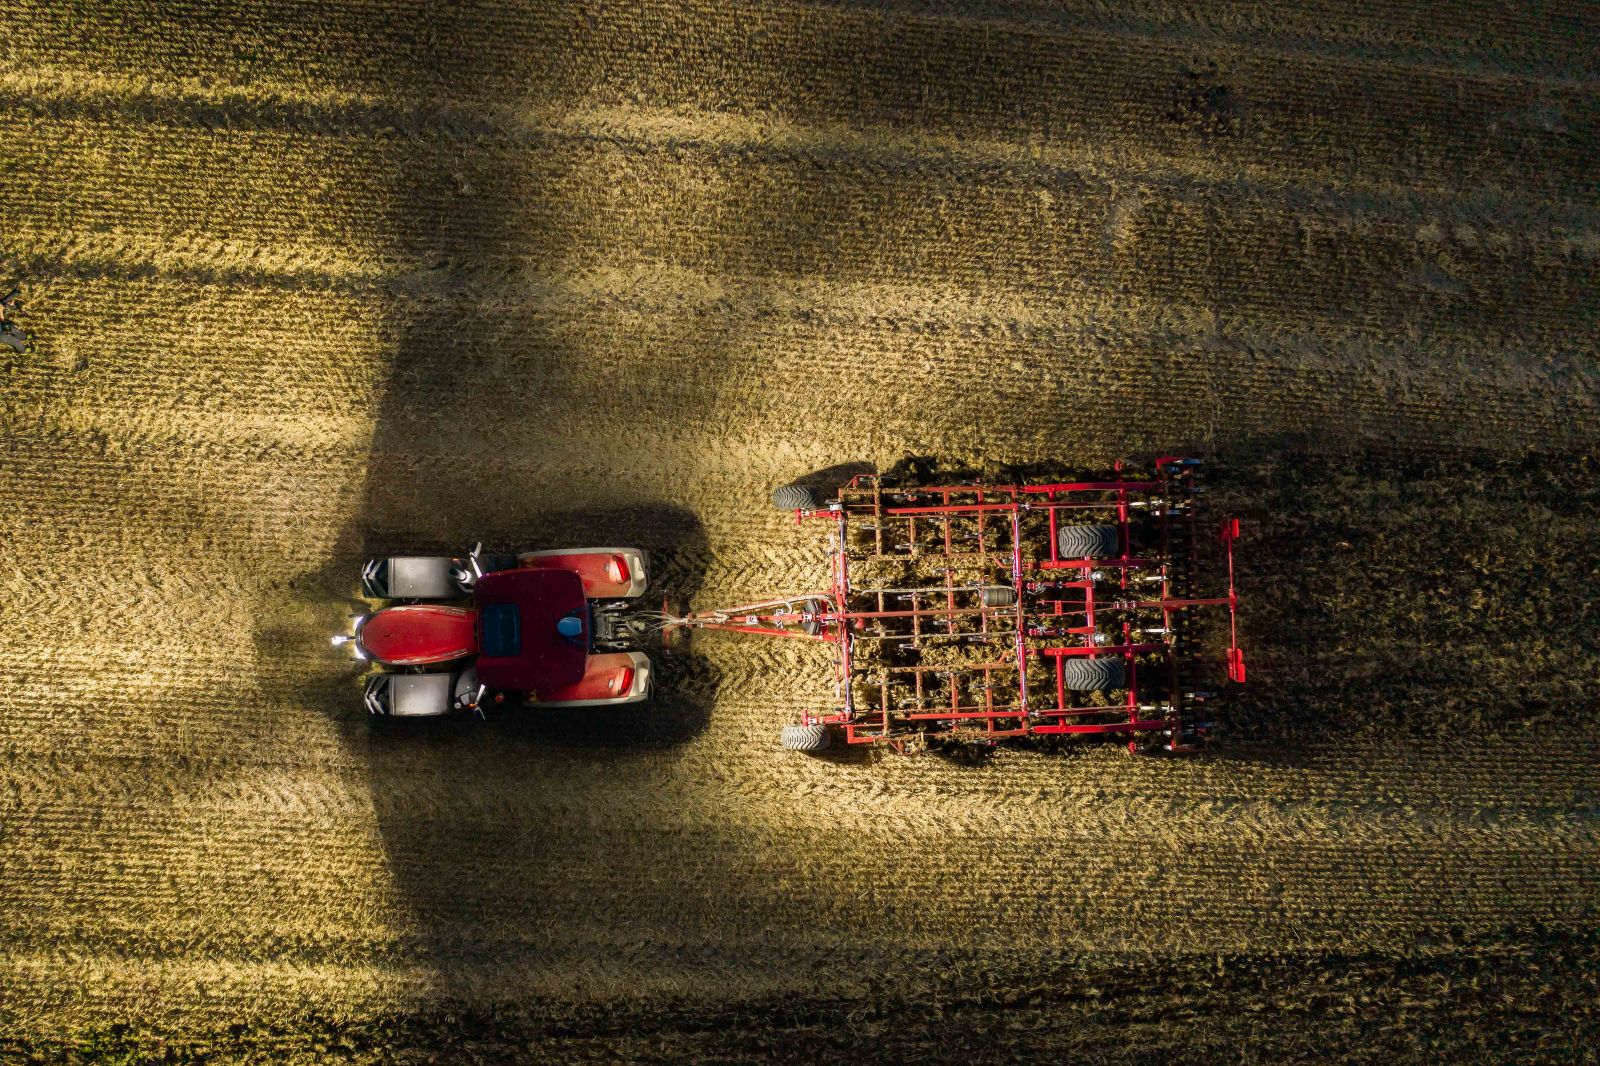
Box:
(2, 0, 1598, 1060)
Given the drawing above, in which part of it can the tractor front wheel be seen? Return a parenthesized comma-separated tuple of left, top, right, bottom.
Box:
(780, 723, 831, 751)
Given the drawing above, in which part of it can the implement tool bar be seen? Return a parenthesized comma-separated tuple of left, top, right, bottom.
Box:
(1032, 720, 1167, 735)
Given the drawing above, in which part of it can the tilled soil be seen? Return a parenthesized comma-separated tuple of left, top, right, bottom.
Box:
(2, 1, 1597, 1059)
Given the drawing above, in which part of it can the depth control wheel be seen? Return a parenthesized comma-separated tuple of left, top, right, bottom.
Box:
(780, 723, 831, 751)
(1061, 655, 1126, 691)
(772, 484, 819, 510)
(1057, 524, 1120, 559)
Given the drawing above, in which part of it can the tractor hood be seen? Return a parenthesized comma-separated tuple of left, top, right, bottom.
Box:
(358, 604, 479, 666)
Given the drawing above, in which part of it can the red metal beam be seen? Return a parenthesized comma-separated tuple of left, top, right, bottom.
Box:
(885, 502, 1019, 515)
(1031, 720, 1167, 735)
(1040, 643, 1164, 657)
(1021, 481, 1160, 493)
(1040, 558, 1156, 570)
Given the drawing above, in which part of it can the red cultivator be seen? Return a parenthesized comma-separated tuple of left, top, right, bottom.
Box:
(666, 458, 1244, 754)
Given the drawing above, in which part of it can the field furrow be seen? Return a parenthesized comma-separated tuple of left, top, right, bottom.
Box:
(3, 0, 1597, 1056)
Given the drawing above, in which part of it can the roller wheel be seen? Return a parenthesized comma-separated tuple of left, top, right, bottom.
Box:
(772, 484, 819, 510)
(781, 723, 831, 751)
(1061, 656, 1126, 691)
(1057, 524, 1120, 559)
(979, 586, 1017, 608)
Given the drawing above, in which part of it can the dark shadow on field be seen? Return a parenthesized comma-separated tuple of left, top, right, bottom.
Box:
(1198, 440, 1600, 749)
(235, 0, 743, 993)
(827, 440, 1597, 764)
(302, 494, 716, 979)
(780, 460, 879, 500)
(32, 922, 1600, 1061)
(253, 506, 721, 978)
(711, 442, 1600, 765)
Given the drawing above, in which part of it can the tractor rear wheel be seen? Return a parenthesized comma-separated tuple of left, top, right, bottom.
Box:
(1057, 524, 1120, 559)
(780, 723, 831, 751)
(772, 483, 820, 510)
(1062, 655, 1126, 691)
(979, 585, 1017, 608)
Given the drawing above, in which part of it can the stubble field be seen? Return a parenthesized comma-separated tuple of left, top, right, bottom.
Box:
(2, 1, 1598, 1060)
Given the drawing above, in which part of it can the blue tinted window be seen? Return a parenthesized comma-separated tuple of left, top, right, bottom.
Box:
(479, 602, 521, 657)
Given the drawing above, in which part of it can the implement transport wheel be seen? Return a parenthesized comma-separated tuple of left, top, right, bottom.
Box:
(772, 484, 819, 510)
(1062, 655, 1126, 691)
(1057, 523, 1119, 559)
(780, 723, 831, 751)
(979, 585, 1017, 608)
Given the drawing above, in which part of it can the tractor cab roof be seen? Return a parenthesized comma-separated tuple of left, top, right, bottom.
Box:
(472, 567, 588, 694)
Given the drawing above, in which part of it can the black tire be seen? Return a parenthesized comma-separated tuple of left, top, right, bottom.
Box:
(1057, 524, 1119, 559)
(772, 483, 819, 510)
(979, 586, 1017, 608)
(780, 723, 831, 751)
(1061, 656, 1126, 691)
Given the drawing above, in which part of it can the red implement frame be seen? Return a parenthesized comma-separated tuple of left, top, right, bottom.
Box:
(674, 459, 1244, 752)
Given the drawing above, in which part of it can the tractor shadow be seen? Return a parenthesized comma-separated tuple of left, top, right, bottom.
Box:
(257, 499, 723, 989)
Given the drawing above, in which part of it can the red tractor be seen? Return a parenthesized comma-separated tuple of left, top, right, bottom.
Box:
(334, 545, 655, 716)
(664, 458, 1244, 753)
